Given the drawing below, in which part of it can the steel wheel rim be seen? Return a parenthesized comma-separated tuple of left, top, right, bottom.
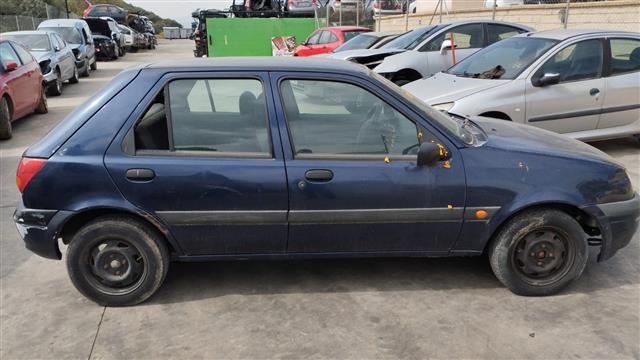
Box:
(510, 227, 575, 285)
(80, 238, 148, 295)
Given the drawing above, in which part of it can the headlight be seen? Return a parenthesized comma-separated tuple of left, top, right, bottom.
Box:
(71, 48, 81, 59)
(432, 102, 455, 112)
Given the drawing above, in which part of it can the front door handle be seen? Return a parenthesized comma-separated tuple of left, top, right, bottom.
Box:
(305, 169, 333, 182)
(589, 88, 600, 96)
(126, 168, 155, 181)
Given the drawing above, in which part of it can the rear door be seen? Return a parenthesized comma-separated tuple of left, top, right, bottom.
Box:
(105, 72, 289, 256)
(272, 73, 466, 254)
(1, 42, 31, 117)
(525, 38, 605, 134)
(598, 37, 640, 130)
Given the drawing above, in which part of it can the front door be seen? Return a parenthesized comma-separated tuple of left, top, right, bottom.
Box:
(273, 74, 466, 254)
(525, 38, 605, 134)
(105, 73, 289, 255)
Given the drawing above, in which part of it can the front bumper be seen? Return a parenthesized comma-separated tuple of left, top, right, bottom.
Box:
(75, 58, 86, 69)
(13, 200, 74, 260)
(42, 69, 57, 84)
(582, 193, 640, 261)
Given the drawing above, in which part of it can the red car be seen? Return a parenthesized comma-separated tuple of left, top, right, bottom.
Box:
(294, 26, 371, 57)
(0, 39, 47, 140)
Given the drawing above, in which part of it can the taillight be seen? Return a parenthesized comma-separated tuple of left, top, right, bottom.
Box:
(16, 157, 46, 193)
(373, 1, 379, 8)
(289, 0, 294, 4)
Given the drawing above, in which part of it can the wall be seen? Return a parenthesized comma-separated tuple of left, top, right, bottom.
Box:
(377, 0, 640, 32)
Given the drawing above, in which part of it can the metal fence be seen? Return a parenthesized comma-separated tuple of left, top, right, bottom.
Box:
(1, 4, 79, 33)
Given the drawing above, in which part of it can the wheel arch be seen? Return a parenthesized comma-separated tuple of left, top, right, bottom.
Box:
(392, 68, 423, 83)
(478, 111, 512, 121)
(59, 207, 182, 256)
(483, 201, 602, 254)
(2, 93, 13, 118)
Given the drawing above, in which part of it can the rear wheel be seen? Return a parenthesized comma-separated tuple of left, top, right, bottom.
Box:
(0, 97, 12, 140)
(35, 86, 48, 114)
(489, 208, 588, 296)
(66, 216, 170, 306)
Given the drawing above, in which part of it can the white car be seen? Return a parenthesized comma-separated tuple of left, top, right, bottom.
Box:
(326, 20, 533, 86)
(403, 29, 640, 142)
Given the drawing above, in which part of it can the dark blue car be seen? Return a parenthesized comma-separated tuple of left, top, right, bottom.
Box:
(14, 58, 639, 306)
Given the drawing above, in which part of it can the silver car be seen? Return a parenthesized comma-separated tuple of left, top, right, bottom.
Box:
(404, 29, 640, 142)
(327, 21, 533, 85)
(1, 30, 79, 96)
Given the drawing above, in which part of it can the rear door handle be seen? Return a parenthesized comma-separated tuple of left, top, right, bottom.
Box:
(589, 88, 600, 96)
(126, 168, 155, 181)
(305, 169, 333, 182)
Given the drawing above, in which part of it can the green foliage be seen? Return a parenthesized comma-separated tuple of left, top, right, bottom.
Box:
(0, 0, 48, 17)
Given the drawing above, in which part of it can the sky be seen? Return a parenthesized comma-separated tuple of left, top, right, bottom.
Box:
(128, 0, 232, 27)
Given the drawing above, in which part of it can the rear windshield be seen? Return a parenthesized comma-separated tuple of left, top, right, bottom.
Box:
(334, 34, 377, 52)
(381, 25, 443, 50)
(39, 27, 83, 44)
(3, 34, 50, 51)
(343, 31, 368, 42)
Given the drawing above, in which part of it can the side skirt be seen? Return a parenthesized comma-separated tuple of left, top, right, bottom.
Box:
(173, 250, 483, 262)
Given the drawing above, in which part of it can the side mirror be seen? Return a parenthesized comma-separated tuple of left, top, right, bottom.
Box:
(533, 72, 560, 87)
(417, 142, 448, 166)
(4, 61, 18, 71)
(440, 39, 455, 54)
(54, 45, 61, 52)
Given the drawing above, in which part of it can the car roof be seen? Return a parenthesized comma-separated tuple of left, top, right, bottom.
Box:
(319, 26, 371, 32)
(519, 29, 639, 40)
(144, 57, 370, 76)
(39, 18, 87, 27)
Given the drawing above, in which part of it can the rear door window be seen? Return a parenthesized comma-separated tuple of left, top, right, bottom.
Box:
(609, 38, 640, 75)
(487, 24, 528, 45)
(426, 23, 485, 51)
(319, 31, 332, 44)
(134, 78, 271, 156)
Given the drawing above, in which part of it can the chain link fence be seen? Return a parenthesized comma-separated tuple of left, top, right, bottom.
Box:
(1, 4, 78, 33)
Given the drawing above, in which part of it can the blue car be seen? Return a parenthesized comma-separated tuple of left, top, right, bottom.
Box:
(14, 58, 639, 306)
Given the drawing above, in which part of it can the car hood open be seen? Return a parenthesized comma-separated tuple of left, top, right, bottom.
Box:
(83, 18, 111, 37)
(403, 72, 510, 104)
(471, 116, 619, 166)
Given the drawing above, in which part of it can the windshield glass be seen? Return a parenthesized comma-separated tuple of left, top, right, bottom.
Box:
(371, 71, 476, 145)
(39, 27, 83, 44)
(3, 34, 51, 51)
(334, 34, 377, 52)
(381, 25, 443, 50)
(447, 37, 559, 80)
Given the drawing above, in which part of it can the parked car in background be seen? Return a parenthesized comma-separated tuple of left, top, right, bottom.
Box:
(329, 0, 359, 13)
(101, 17, 127, 55)
(329, 31, 401, 54)
(404, 30, 640, 142)
(83, 4, 127, 24)
(484, 0, 524, 8)
(1, 30, 79, 96)
(294, 26, 371, 56)
(372, 20, 534, 85)
(285, 0, 317, 16)
(83, 17, 122, 58)
(372, 0, 405, 16)
(0, 39, 47, 139)
(38, 19, 97, 77)
(14, 58, 638, 305)
(117, 24, 137, 52)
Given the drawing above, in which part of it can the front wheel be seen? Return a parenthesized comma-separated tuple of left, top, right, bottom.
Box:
(47, 70, 63, 96)
(90, 58, 97, 70)
(69, 66, 79, 84)
(0, 97, 12, 140)
(66, 216, 170, 306)
(488, 208, 588, 296)
(35, 86, 48, 114)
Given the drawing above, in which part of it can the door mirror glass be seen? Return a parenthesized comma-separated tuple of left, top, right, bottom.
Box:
(5, 61, 18, 71)
(440, 39, 454, 54)
(417, 143, 440, 166)
(534, 72, 561, 87)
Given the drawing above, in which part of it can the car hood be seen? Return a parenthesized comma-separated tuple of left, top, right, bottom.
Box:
(31, 51, 54, 63)
(471, 116, 620, 166)
(325, 47, 405, 61)
(403, 72, 510, 104)
(92, 35, 111, 41)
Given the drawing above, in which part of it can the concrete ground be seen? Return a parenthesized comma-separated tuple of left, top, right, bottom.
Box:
(1, 39, 639, 360)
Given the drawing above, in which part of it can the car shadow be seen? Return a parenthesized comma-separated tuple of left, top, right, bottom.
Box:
(147, 241, 639, 306)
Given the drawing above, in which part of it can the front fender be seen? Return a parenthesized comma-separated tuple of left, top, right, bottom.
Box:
(374, 51, 428, 77)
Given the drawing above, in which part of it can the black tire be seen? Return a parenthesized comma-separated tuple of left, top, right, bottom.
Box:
(69, 66, 79, 84)
(489, 208, 588, 296)
(66, 216, 170, 306)
(113, 46, 119, 60)
(90, 58, 97, 71)
(35, 86, 48, 114)
(47, 69, 63, 96)
(0, 97, 12, 140)
(392, 77, 411, 87)
(81, 61, 90, 77)
(120, 46, 126, 56)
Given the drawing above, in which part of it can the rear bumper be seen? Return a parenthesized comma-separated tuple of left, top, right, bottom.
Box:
(582, 193, 640, 261)
(13, 200, 74, 260)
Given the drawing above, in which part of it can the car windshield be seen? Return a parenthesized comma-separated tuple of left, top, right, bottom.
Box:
(343, 31, 368, 42)
(447, 37, 559, 80)
(334, 34, 378, 52)
(371, 71, 478, 145)
(3, 34, 50, 51)
(381, 25, 443, 50)
(39, 27, 83, 44)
